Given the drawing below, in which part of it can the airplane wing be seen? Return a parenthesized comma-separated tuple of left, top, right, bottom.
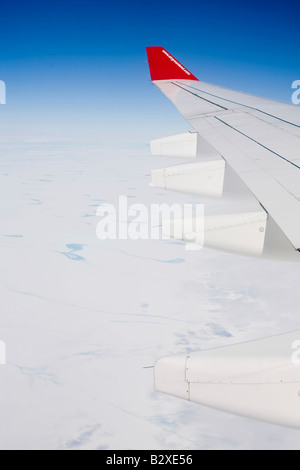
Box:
(146, 46, 300, 262)
(146, 47, 300, 429)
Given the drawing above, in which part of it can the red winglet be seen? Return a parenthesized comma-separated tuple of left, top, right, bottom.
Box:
(146, 46, 198, 82)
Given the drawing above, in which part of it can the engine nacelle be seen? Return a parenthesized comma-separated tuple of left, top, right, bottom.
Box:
(154, 330, 300, 428)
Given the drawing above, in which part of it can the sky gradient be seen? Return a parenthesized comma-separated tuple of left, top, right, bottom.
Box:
(0, 0, 299, 146)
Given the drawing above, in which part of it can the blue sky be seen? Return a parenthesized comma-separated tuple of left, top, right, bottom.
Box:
(0, 0, 299, 145)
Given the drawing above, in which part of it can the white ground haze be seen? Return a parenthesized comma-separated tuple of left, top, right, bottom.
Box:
(1, 136, 300, 449)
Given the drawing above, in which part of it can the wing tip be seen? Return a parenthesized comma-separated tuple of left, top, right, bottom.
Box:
(146, 46, 198, 82)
